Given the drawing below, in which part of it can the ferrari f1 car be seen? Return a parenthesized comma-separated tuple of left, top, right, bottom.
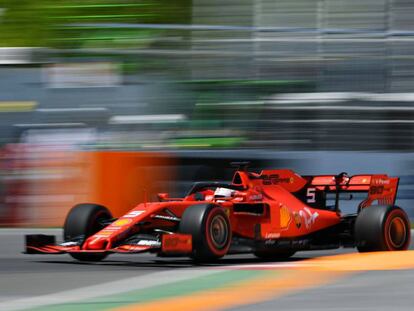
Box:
(25, 164, 411, 261)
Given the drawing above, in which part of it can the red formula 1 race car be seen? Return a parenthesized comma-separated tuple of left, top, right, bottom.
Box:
(25, 163, 411, 262)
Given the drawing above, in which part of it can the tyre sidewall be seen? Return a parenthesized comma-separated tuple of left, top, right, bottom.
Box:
(203, 207, 231, 257)
(355, 205, 410, 252)
(383, 208, 410, 250)
(64, 203, 112, 241)
(179, 204, 232, 260)
(63, 203, 112, 261)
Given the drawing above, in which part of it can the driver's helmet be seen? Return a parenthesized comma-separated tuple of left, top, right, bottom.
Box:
(214, 187, 235, 198)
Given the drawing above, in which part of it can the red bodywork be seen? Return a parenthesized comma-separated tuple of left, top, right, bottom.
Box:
(25, 168, 399, 256)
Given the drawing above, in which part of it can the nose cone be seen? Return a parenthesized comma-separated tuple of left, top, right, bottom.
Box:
(83, 237, 109, 250)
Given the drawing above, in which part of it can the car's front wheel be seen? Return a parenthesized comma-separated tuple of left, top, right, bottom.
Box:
(64, 203, 112, 261)
(179, 204, 232, 262)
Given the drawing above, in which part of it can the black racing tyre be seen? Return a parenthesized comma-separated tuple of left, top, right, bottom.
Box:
(64, 203, 112, 261)
(253, 250, 296, 260)
(355, 205, 410, 252)
(179, 204, 232, 262)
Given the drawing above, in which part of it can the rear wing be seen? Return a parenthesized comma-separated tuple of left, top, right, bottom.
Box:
(243, 169, 398, 208)
(311, 174, 399, 207)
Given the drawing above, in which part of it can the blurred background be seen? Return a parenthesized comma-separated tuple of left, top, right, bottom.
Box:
(0, 0, 414, 226)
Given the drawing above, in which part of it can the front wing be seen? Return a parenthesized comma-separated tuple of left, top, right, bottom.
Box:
(25, 234, 192, 255)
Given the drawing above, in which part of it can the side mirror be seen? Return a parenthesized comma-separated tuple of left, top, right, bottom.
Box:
(157, 193, 169, 201)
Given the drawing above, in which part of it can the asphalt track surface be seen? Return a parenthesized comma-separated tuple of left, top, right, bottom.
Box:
(1, 229, 414, 311)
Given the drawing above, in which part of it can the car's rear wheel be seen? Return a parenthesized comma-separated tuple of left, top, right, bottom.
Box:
(355, 205, 410, 252)
(254, 250, 296, 260)
(64, 203, 112, 261)
(179, 204, 231, 262)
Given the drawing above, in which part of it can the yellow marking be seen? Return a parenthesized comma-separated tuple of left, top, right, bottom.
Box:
(306, 250, 414, 271)
(112, 219, 132, 226)
(114, 270, 343, 311)
(279, 205, 291, 229)
(0, 101, 37, 112)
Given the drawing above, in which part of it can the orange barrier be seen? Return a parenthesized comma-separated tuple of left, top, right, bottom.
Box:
(0, 148, 175, 227)
(85, 151, 175, 218)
